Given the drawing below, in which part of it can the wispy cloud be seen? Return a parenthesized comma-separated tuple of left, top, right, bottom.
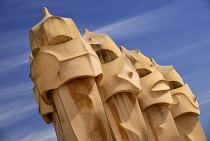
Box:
(0, 82, 56, 141)
(0, 99, 37, 128)
(92, 8, 165, 39)
(0, 81, 35, 128)
(6, 127, 57, 141)
(92, 1, 190, 39)
(197, 90, 210, 106)
(0, 82, 33, 99)
(0, 29, 29, 49)
(0, 52, 29, 72)
(17, 127, 57, 141)
(154, 38, 210, 61)
(0, 29, 30, 72)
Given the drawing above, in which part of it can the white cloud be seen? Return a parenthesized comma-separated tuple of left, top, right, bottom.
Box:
(197, 90, 210, 106)
(0, 0, 209, 140)
(0, 99, 37, 128)
(0, 29, 30, 72)
(0, 29, 29, 49)
(154, 38, 210, 61)
(6, 127, 56, 141)
(17, 127, 57, 141)
(92, 1, 190, 40)
(92, 8, 164, 39)
(0, 53, 29, 72)
(0, 81, 36, 128)
(0, 82, 33, 100)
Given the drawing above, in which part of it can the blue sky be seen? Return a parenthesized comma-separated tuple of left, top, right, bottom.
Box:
(0, 0, 210, 140)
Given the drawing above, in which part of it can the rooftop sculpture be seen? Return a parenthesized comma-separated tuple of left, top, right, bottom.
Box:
(29, 7, 207, 141)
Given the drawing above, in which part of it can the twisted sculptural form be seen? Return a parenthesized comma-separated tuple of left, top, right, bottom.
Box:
(29, 8, 207, 141)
